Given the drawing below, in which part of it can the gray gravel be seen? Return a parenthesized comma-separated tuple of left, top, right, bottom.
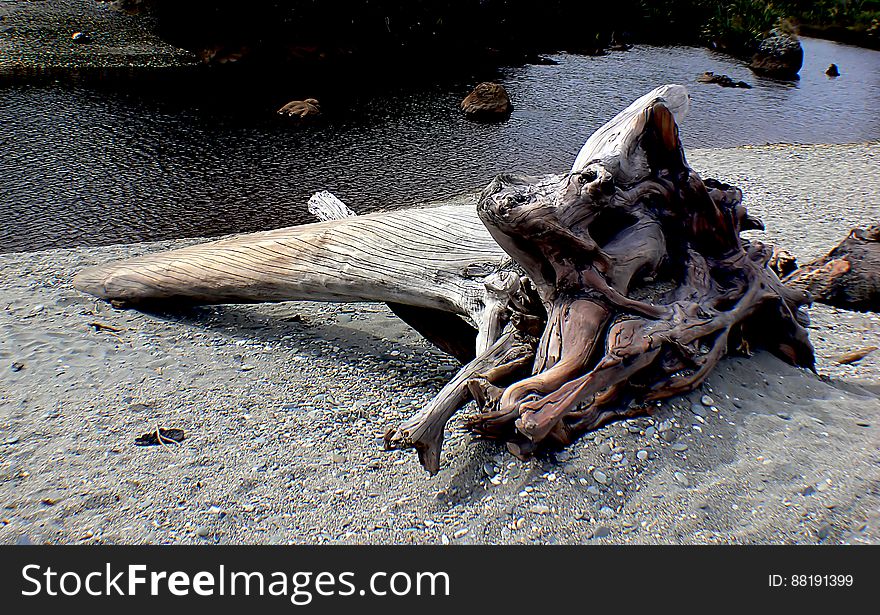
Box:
(0, 0, 197, 75)
(689, 142, 880, 262)
(0, 142, 879, 545)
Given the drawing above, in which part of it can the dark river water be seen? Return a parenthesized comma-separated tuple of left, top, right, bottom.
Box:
(1, 37, 878, 253)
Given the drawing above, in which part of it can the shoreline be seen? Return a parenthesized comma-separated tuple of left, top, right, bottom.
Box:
(4, 141, 878, 258)
(1, 0, 875, 83)
(2, 32, 876, 84)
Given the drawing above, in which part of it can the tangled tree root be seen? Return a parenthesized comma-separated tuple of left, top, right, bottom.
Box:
(385, 86, 814, 474)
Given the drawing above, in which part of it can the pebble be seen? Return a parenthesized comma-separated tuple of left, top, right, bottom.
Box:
(593, 470, 609, 485)
(690, 403, 708, 417)
(529, 504, 551, 515)
(671, 443, 689, 452)
(599, 506, 614, 518)
(330, 452, 346, 463)
(610, 453, 623, 463)
(673, 471, 689, 487)
(592, 526, 611, 539)
(598, 443, 612, 455)
(453, 528, 469, 539)
(644, 426, 656, 438)
(637, 450, 648, 461)
(10, 361, 24, 372)
(701, 395, 715, 407)
(196, 526, 209, 538)
(816, 523, 832, 540)
(4, 437, 19, 445)
(586, 486, 600, 496)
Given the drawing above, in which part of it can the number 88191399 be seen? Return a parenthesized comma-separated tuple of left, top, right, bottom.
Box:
(790, 574, 853, 587)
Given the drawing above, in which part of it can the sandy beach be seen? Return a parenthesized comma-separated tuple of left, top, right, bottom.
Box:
(1, 142, 878, 545)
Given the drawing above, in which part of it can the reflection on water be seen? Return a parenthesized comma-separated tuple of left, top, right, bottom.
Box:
(1, 37, 878, 252)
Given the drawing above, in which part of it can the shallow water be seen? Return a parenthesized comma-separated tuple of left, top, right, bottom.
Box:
(1, 37, 878, 253)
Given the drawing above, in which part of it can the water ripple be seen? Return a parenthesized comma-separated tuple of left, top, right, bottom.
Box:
(1, 37, 877, 252)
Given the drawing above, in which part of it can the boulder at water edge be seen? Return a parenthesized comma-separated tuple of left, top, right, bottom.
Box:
(750, 28, 804, 79)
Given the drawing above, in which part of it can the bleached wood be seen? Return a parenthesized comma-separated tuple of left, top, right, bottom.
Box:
(73, 203, 505, 321)
(307, 190, 356, 222)
(570, 84, 690, 178)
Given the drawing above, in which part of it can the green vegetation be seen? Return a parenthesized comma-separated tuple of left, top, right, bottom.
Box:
(635, 1, 880, 53)
(784, 0, 880, 29)
(143, 1, 880, 70)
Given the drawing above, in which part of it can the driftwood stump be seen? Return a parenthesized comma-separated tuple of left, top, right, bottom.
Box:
(73, 85, 815, 475)
(784, 225, 880, 312)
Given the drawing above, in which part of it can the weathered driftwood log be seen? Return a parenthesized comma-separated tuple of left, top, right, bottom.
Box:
(784, 225, 880, 312)
(73, 200, 510, 363)
(305, 190, 481, 362)
(73, 84, 815, 474)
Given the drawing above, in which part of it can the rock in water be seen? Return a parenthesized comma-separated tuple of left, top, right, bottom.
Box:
(750, 28, 804, 79)
(697, 72, 751, 89)
(277, 98, 321, 120)
(784, 225, 880, 312)
(826, 63, 840, 77)
(461, 82, 512, 119)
